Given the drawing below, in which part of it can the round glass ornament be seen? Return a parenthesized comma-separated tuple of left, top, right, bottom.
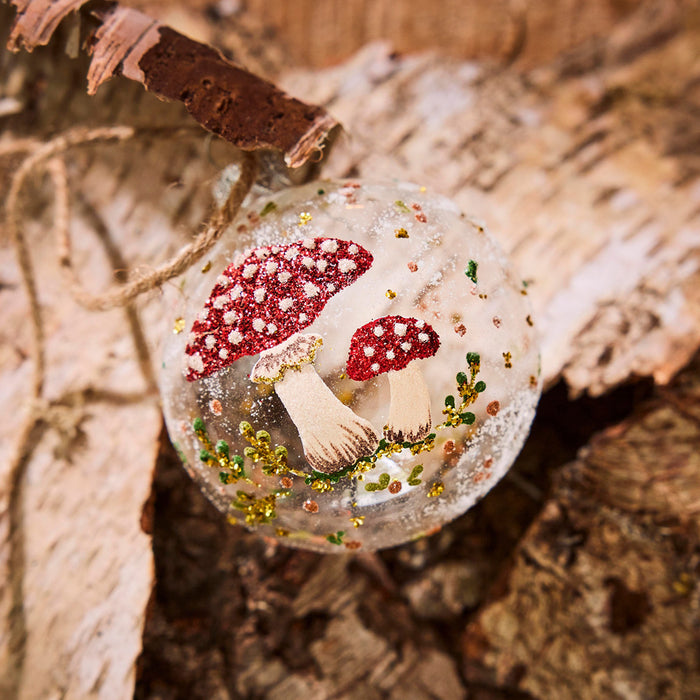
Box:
(160, 180, 541, 552)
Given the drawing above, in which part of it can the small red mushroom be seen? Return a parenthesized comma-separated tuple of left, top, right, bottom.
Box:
(185, 237, 380, 474)
(346, 315, 440, 443)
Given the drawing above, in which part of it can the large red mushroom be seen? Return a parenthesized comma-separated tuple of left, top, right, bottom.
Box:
(346, 316, 440, 443)
(185, 237, 380, 473)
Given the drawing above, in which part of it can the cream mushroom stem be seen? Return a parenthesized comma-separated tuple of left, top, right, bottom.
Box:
(250, 333, 380, 474)
(273, 364, 380, 474)
(385, 360, 432, 444)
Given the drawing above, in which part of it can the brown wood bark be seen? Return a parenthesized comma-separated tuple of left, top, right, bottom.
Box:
(1, 1, 699, 699)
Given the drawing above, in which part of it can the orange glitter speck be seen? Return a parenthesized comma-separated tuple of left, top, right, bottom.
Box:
(486, 400, 500, 416)
(209, 399, 223, 415)
(454, 323, 467, 337)
(303, 499, 319, 513)
(407, 261, 418, 272)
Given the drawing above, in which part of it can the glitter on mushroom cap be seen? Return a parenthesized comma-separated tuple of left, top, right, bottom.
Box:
(185, 237, 373, 380)
(346, 315, 441, 381)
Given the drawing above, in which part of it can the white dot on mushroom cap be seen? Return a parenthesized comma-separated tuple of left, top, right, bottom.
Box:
(285, 247, 299, 260)
(387, 350, 395, 360)
(279, 298, 294, 311)
(418, 332, 429, 343)
(416, 320, 425, 328)
(304, 282, 320, 298)
(219, 348, 228, 359)
(316, 260, 328, 272)
(265, 261, 278, 274)
(216, 275, 230, 287)
(230, 285, 243, 301)
(228, 330, 242, 344)
(326, 283, 336, 293)
(271, 246, 281, 254)
(302, 257, 315, 269)
(197, 308, 209, 322)
(299, 313, 308, 323)
(252, 319, 265, 332)
(267, 323, 277, 334)
(254, 288, 266, 303)
(338, 259, 356, 274)
(302, 238, 316, 249)
(320, 240, 338, 253)
(373, 326, 384, 337)
(401, 342, 411, 352)
(348, 244, 358, 255)
(243, 264, 258, 279)
(278, 271, 291, 284)
(223, 310, 238, 324)
(371, 362, 380, 372)
(364, 347, 375, 357)
(187, 332, 196, 344)
(205, 334, 216, 349)
(187, 354, 204, 373)
(213, 295, 228, 309)
(394, 323, 407, 336)
(254, 249, 268, 259)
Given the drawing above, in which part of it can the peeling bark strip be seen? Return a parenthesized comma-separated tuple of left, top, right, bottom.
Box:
(136, 26, 336, 168)
(6, 0, 88, 50)
(6, 0, 337, 167)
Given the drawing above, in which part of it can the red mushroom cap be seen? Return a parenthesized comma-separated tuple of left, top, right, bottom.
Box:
(185, 237, 373, 380)
(346, 316, 440, 381)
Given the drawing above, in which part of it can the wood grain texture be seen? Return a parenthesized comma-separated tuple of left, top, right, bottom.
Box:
(0, 21, 239, 694)
(230, 0, 656, 67)
(282, 1, 700, 397)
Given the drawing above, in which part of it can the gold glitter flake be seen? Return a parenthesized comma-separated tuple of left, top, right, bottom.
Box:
(232, 490, 277, 526)
(385, 289, 397, 299)
(298, 211, 312, 226)
(427, 481, 445, 498)
(395, 228, 409, 239)
(201, 261, 212, 273)
(503, 351, 513, 369)
(173, 317, 186, 334)
(350, 516, 365, 528)
(311, 479, 334, 493)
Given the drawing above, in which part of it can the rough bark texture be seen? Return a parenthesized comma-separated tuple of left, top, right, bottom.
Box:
(464, 356, 700, 699)
(1, 1, 699, 699)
